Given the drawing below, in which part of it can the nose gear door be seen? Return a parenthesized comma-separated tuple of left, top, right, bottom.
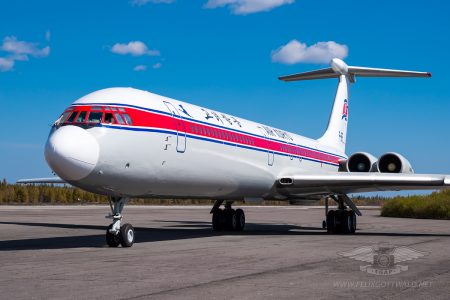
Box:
(163, 101, 187, 153)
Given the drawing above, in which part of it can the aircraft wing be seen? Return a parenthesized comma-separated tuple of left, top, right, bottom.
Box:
(17, 177, 66, 184)
(277, 173, 450, 197)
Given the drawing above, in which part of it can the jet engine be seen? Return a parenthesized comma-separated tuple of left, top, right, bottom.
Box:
(377, 152, 414, 173)
(345, 152, 378, 172)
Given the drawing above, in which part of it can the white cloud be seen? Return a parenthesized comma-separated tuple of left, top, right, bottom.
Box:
(130, 0, 175, 6)
(0, 57, 14, 72)
(133, 64, 147, 71)
(204, 0, 294, 14)
(271, 40, 348, 64)
(1, 36, 50, 58)
(152, 62, 162, 69)
(0, 35, 50, 72)
(111, 41, 160, 56)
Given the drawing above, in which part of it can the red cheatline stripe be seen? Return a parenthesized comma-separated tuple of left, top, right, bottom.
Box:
(69, 104, 341, 165)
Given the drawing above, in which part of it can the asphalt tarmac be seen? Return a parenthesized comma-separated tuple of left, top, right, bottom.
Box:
(0, 205, 449, 299)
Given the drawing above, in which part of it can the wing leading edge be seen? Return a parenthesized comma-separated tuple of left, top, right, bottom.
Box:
(277, 173, 450, 198)
(17, 177, 66, 184)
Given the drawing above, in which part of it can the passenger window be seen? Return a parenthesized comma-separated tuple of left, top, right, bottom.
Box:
(118, 108, 126, 112)
(76, 111, 87, 123)
(87, 112, 103, 123)
(92, 106, 102, 110)
(104, 113, 115, 124)
(66, 111, 78, 123)
(111, 107, 117, 111)
(104, 107, 111, 111)
(114, 113, 125, 124)
(122, 114, 132, 125)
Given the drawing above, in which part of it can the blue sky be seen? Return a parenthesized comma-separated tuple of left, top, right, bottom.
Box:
(1, 0, 449, 193)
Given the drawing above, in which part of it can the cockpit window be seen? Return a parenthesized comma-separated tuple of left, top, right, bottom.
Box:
(60, 111, 71, 123)
(104, 113, 115, 124)
(58, 106, 133, 128)
(114, 113, 125, 124)
(67, 111, 78, 123)
(76, 111, 87, 123)
(87, 111, 102, 123)
(122, 114, 132, 125)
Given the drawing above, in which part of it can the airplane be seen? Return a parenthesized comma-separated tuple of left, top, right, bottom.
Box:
(18, 58, 450, 247)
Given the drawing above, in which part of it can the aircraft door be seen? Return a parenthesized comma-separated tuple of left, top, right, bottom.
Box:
(258, 127, 274, 166)
(163, 101, 187, 153)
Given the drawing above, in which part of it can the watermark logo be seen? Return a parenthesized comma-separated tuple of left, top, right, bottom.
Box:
(338, 244, 427, 275)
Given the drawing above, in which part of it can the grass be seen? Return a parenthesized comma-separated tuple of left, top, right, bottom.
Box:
(381, 190, 450, 220)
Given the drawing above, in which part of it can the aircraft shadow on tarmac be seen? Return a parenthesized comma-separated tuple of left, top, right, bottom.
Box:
(0, 220, 449, 251)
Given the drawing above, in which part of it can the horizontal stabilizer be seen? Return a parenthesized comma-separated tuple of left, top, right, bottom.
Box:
(279, 58, 431, 82)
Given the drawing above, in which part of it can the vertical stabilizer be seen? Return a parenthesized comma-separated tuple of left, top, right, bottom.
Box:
(318, 74, 349, 153)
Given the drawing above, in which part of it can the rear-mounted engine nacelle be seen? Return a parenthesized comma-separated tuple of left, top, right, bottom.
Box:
(377, 152, 414, 174)
(345, 152, 378, 172)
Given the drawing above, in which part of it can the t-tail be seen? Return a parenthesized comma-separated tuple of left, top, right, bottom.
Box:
(279, 58, 431, 154)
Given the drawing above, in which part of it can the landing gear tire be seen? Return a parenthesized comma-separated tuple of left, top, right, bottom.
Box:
(212, 209, 224, 231)
(326, 210, 357, 234)
(212, 207, 245, 232)
(225, 209, 237, 231)
(326, 210, 337, 233)
(106, 224, 120, 247)
(235, 208, 245, 231)
(120, 223, 135, 247)
(341, 210, 352, 234)
(349, 211, 357, 234)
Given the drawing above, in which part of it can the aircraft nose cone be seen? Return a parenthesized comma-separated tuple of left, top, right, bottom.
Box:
(45, 125, 99, 181)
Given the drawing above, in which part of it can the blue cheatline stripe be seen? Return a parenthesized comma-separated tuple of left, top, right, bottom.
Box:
(99, 124, 339, 167)
(76, 102, 346, 159)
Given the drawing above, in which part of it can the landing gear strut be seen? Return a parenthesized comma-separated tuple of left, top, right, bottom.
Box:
(106, 197, 135, 247)
(211, 200, 245, 231)
(324, 195, 358, 234)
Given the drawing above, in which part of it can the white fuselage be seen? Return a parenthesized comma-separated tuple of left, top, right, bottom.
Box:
(45, 87, 346, 200)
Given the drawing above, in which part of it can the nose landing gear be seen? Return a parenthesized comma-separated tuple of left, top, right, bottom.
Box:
(106, 197, 135, 247)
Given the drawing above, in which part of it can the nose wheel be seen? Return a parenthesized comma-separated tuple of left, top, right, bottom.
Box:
(106, 197, 135, 247)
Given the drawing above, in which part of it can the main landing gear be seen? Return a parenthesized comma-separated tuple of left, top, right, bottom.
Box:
(323, 194, 361, 234)
(105, 197, 135, 247)
(211, 200, 246, 231)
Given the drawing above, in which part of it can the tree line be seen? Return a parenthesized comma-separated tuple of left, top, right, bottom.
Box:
(0, 179, 285, 205)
